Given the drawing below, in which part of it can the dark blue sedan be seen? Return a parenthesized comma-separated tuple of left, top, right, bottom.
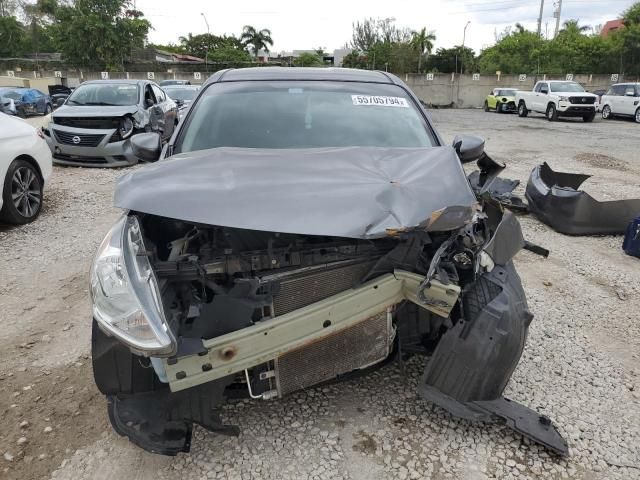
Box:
(0, 87, 53, 117)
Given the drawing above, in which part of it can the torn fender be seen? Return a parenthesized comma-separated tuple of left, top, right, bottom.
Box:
(526, 162, 640, 235)
(419, 263, 569, 456)
(114, 146, 477, 239)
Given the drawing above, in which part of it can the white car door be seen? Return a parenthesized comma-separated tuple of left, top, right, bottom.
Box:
(621, 85, 638, 116)
(610, 85, 625, 114)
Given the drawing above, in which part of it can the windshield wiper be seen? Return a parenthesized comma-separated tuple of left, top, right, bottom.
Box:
(83, 102, 122, 106)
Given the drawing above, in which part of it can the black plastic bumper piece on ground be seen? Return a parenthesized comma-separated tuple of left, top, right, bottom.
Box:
(418, 263, 568, 456)
(107, 395, 192, 456)
(526, 162, 640, 235)
(419, 386, 569, 456)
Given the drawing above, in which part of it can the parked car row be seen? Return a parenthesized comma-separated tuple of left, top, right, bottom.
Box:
(0, 87, 53, 117)
(484, 81, 640, 123)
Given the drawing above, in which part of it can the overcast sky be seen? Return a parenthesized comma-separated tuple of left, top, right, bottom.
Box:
(138, 0, 636, 54)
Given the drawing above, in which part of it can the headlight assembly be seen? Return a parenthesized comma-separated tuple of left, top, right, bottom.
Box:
(559, 96, 570, 102)
(119, 116, 134, 139)
(90, 215, 176, 356)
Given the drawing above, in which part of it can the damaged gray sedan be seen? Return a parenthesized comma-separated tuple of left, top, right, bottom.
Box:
(90, 67, 568, 456)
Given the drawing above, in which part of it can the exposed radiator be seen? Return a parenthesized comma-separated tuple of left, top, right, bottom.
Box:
(270, 260, 375, 316)
(274, 309, 393, 397)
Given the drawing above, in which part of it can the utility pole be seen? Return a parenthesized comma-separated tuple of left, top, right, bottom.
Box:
(460, 21, 470, 74)
(553, 0, 563, 38)
(201, 13, 210, 73)
(537, 0, 545, 37)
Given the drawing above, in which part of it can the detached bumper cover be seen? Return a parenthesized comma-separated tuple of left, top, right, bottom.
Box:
(419, 263, 568, 456)
(526, 162, 640, 235)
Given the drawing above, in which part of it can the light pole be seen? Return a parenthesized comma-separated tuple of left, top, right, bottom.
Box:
(460, 21, 470, 75)
(201, 13, 210, 73)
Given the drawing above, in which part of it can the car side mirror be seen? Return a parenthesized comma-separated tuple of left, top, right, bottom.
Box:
(145, 98, 154, 108)
(130, 132, 162, 162)
(56, 98, 65, 107)
(175, 99, 184, 107)
(453, 135, 485, 164)
(540, 88, 548, 94)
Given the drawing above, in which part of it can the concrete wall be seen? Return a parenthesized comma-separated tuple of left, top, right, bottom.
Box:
(3, 69, 640, 108)
(405, 73, 640, 108)
(0, 75, 29, 87)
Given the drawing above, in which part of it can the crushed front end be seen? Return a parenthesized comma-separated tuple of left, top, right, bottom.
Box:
(90, 146, 568, 456)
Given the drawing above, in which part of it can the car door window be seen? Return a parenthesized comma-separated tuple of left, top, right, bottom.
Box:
(152, 85, 165, 103)
(612, 85, 626, 96)
(534, 83, 542, 93)
(144, 85, 157, 107)
(624, 86, 635, 96)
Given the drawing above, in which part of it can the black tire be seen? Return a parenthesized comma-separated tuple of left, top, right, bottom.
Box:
(635, 108, 640, 124)
(0, 159, 43, 225)
(602, 105, 612, 120)
(495, 102, 502, 113)
(44, 104, 52, 115)
(546, 103, 558, 122)
(517, 102, 528, 117)
(583, 112, 596, 123)
(484, 101, 490, 112)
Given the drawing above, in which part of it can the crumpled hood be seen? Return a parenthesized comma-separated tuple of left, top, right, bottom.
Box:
(53, 104, 138, 118)
(114, 146, 477, 239)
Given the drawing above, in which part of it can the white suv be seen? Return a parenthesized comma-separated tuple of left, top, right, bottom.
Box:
(600, 83, 640, 123)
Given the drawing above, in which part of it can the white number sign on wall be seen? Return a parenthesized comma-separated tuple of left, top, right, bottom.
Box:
(147, 72, 155, 80)
(54, 71, 62, 78)
(426, 73, 434, 81)
(7, 70, 15, 77)
(472, 73, 480, 81)
(566, 74, 574, 81)
(519, 74, 527, 82)
(193, 72, 202, 80)
(101, 72, 109, 80)
(611, 73, 619, 82)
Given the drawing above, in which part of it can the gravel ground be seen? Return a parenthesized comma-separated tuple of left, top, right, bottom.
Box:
(0, 110, 639, 480)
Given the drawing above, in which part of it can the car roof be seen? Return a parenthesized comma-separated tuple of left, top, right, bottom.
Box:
(204, 67, 395, 86)
(82, 80, 148, 86)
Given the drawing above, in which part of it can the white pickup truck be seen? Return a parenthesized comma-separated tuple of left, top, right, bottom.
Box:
(516, 81, 598, 122)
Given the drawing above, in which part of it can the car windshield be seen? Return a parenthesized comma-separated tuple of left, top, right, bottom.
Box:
(175, 81, 434, 153)
(66, 83, 139, 106)
(497, 89, 516, 96)
(164, 87, 198, 101)
(0, 89, 22, 101)
(549, 82, 585, 93)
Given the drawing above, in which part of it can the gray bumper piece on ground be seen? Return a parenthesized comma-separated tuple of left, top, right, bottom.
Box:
(525, 162, 640, 235)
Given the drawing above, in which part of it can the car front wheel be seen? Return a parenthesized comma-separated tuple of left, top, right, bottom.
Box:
(484, 101, 489, 112)
(44, 104, 52, 115)
(635, 108, 640, 124)
(546, 104, 558, 121)
(518, 102, 528, 117)
(0, 159, 43, 225)
(602, 105, 612, 119)
(583, 112, 596, 123)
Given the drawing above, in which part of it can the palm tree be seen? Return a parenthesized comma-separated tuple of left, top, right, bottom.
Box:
(240, 25, 274, 57)
(410, 27, 436, 72)
(560, 19, 591, 35)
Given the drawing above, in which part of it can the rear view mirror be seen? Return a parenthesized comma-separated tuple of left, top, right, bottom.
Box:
(130, 132, 162, 162)
(453, 135, 485, 164)
(56, 98, 65, 107)
(541, 88, 549, 94)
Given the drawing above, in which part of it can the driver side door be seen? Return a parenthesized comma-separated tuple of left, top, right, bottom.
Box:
(144, 84, 166, 138)
(487, 90, 497, 110)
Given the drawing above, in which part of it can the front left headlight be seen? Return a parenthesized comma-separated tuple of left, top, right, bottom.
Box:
(559, 96, 570, 102)
(90, 215, 176, 356)
(119, 116, 134, 139)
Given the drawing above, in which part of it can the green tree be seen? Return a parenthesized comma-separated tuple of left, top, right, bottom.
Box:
(208, 45, 251, 63)
(410, 27, 436, 72)
(614, 2, 640, 74)
(240, 25, 273, 56)
(0, 15, 27, 56)
(294, 52, 322, 67)
(427, 46, 476, 73)
(52, 0, 151, 68)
